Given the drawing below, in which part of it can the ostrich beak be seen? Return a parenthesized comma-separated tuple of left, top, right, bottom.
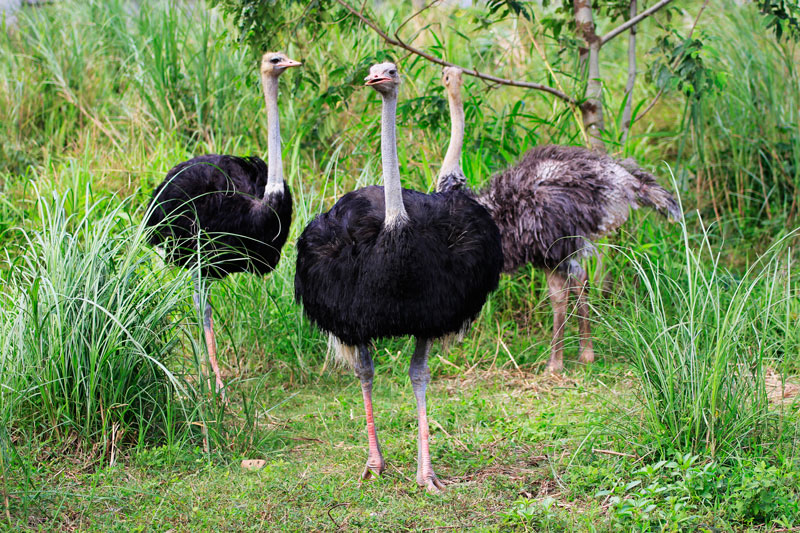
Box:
(277, 58, 302, 68)
(365, 75, 392, 86)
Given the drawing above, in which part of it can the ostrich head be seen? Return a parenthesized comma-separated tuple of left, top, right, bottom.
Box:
(441, 66, 463, 95)
(365, 62, 401, 95)
(260, 52, 302, 77)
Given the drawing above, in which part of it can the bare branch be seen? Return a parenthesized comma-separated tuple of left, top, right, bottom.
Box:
(395, 0, 443, 39)
(600, 0, 674, 46)
(333, 0, 576, 104)
(632, 86, 664, 124)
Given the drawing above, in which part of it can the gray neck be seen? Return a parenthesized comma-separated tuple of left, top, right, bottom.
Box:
(438, 89, 465, 187)
(261, 73, 284, 196)
(380, 91, 408, 229)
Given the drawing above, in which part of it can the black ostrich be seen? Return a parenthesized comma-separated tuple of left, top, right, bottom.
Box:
(295, 63, 503, 493)
(437, 66, 681, 373)
(145, 52, 300, 394)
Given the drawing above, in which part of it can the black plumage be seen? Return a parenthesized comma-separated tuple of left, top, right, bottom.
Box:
(295, 62, 503, 493)
(146, 154, 292, 279)
(295, 185, 502, 346)
(143, 51, 301, 396)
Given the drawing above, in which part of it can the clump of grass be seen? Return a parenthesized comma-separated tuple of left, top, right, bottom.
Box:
(600, 208, 798, 459)
(0, 188, 202, 456)
(687, 2, 800, 226)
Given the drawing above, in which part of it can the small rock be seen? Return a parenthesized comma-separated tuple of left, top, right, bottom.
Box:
(241, 459, 267, 470)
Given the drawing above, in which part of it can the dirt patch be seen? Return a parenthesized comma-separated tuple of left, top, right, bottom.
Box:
(765, 366, 800, 404)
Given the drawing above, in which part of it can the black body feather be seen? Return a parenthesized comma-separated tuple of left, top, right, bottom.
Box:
(146, 154, 293, 279)
(295, 186, 503, 346)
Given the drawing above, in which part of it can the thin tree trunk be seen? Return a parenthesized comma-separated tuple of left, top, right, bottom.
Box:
(574, 0, 605, 152)
(621, 0, 637, 143)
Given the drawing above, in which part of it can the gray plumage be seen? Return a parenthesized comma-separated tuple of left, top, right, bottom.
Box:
(474, 144, 681, 274)
(436, 66, 681, 372)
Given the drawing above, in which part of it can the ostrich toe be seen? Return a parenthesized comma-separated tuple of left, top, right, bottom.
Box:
(361, 456, 386, 480)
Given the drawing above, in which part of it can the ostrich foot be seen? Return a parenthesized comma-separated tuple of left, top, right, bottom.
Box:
(417, 470, 445, 494)
(545, 359, 564, 374)
(578, 347, 595, 365)
(361, 456, 385, 480)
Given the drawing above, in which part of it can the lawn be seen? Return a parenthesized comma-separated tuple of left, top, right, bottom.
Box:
(7, 365, 637, 531)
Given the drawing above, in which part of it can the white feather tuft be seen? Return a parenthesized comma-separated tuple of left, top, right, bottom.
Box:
(328, 334, 358, 370)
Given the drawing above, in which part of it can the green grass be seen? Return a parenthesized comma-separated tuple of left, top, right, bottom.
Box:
(4, 369, 798, 531)
(597, 213, 800, 459)
(0, 191, 202, 449)
(0, 0, 799, 530)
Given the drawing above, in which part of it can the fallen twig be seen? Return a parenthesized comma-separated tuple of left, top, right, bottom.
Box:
(326, 502, 349, 529)
(592, 448, 636, 458)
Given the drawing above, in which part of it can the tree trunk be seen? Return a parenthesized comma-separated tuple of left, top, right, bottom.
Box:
(621, 0, 637, 143)
(574, 0, 606, 152)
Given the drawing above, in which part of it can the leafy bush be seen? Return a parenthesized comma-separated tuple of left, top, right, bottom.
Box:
(595, 455, 800, 530)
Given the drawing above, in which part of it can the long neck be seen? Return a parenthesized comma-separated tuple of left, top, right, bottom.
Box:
(381, 91, 408, 229)
(261, 73, 284, 196)
(437, 88, 466, 192)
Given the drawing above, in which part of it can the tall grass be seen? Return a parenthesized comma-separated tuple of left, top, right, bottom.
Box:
(0, 189, 200, 454)
(686, 2, 800, 226)
(601, 210, 799, 459)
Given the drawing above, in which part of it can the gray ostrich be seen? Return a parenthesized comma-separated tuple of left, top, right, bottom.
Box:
(437, 67, 681, 373)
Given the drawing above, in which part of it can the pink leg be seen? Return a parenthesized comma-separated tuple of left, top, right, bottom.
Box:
(204, 314, 226, 395)
(194, 290, 226, 399)
(410, 339, 445, 493)
(568, 260, 595, 365)
(355, 345, 385, 480)
(546, 270, 569, 373)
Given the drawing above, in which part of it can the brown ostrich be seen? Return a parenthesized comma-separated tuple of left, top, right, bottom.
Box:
(437, 66, 681, 373)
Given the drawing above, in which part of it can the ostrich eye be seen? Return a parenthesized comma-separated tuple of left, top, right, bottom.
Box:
(389, 69, 396, 76)
(445, 76, 450, 82)
(270, 57, 280, 64)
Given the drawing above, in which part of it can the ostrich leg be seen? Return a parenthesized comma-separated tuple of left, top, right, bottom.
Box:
(568, 260, 595, 365)
(355, 344, 385, 480)
(192, 279, 225, 398)
(545, 270, 569, 373)
(409, 338, 445, 493)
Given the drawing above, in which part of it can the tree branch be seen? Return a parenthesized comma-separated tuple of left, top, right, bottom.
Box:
(600, 0, 674, 46)
(395, 0, 443, 39)
(333, 0, 576, 104)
